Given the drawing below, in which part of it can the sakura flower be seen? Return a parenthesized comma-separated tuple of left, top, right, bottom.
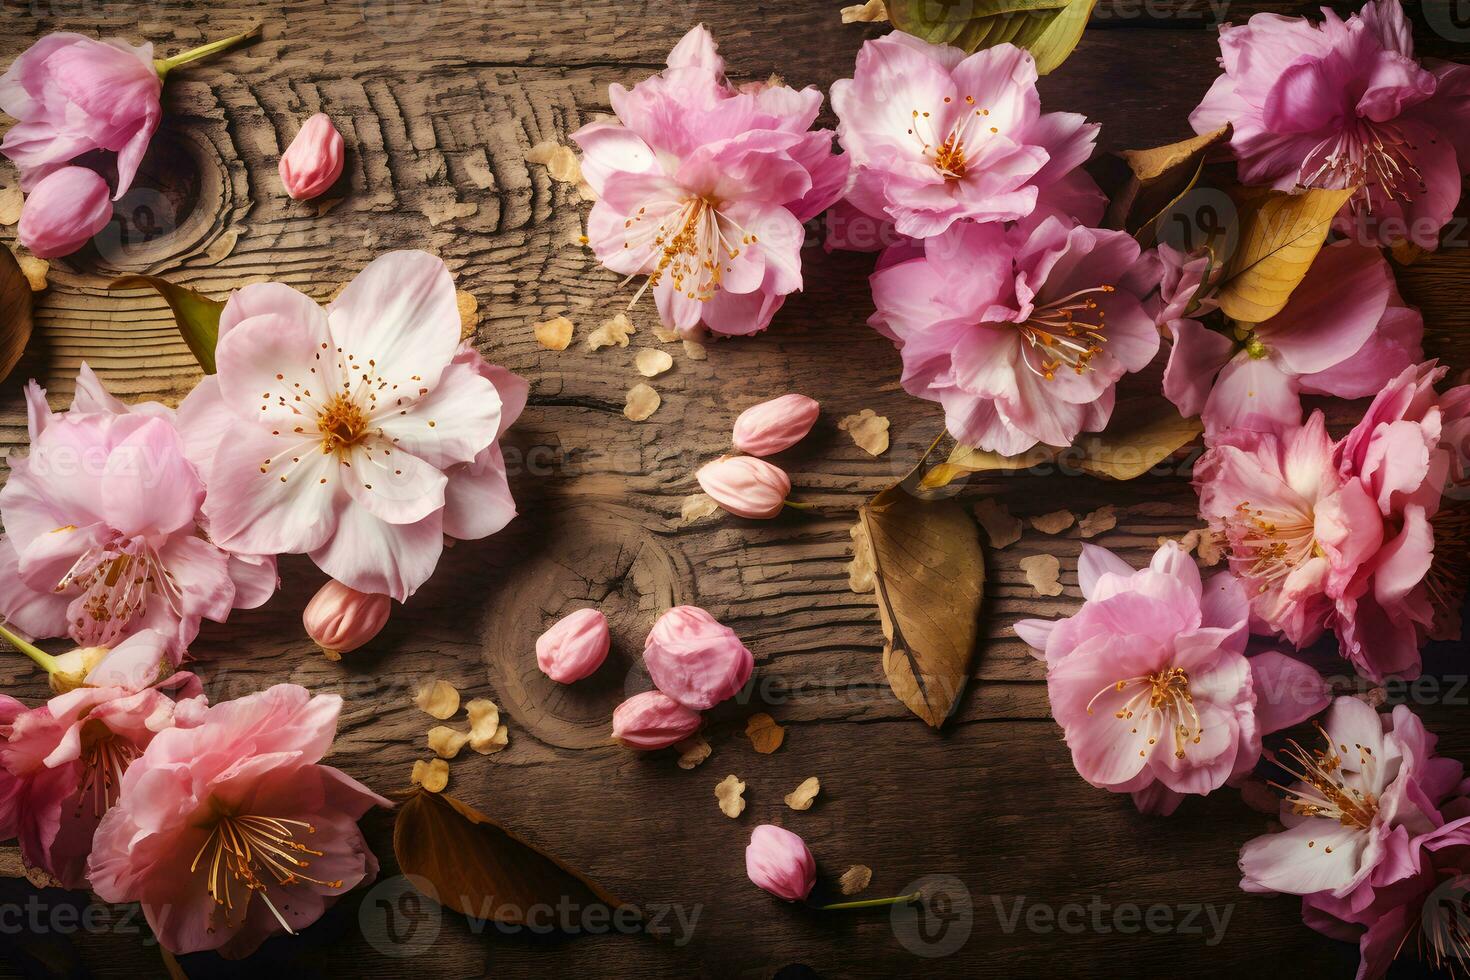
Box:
(0, 365, 278, 655)
(1239, 698, 1464, 919)
(87, 684, 389, 958)
(0, 629, 202, 888)
(573, 25, 847, 338)
(1016, 541, 1328, 815)
(868, 216, 1158, 454)
(1190, 0, 1470, 249)
(830, 34, 1102, 243)
(176, 251, 526, 601)
(746, 824, 816, 902)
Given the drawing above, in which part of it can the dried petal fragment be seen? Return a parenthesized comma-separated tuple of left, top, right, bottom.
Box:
(0, 185, 20, 226)
(745, 712, 785, 754)
(587, 312, 636, 351)
(17, 255, 47, 292)
(675, 735, 712, 770)
(716, 774, 746, 818)
(653, 323, 680, 343)
(526, 141, 582, 184)
(841, 0, 888, 23)
(1020, 554, 1064, 597)
(973, 499, 1022, 549)
(1030, 510, 1075, 535)
(840, 865, 873, 895)
(784, 776, 820, 811)
(635, 348, 673, 377)
(1077, 505, 1117, 539)
(682, 339, 707, 361)
(414, 679, 460, 720)
(677, 493, 719, 526)
(839, 409, 890, 456)
(625, 383, 660, 421)
(534, 315, 574, 351)
(847, 519, 875, 593)
(456, 290, 479, 340)
(411, 758, 449, 793)
(428, 726, 470, 759)
(466, 698, 508, 754)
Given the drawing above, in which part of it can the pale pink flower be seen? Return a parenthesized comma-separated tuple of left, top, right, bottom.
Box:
(830, 34, 1102, 242)
(176, 251, 526, 601)
(87, 684, 389, 958)
(17, 166, 112, 258)
(0, 630, 203, 888)
(0, 33, 161, 197)
(536, 608, 610, 684)
(868, 217, 1158, 453)
(696, 455, 791, 519)
(279, 112, 345, 201)
(573, 25, 847, 338)
(0, 365, 278, 655)
(745, 824, 815, 901)
(643, 606, 753, 710)
(1016, 542, 1328, 815)
(1190, 0, 1470, 249)
(301, 579, 389, 659)
(731, 393, 819, 456)
(611, 691, 701, 750)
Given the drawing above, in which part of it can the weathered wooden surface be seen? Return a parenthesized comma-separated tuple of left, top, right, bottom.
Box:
(0, 1, 1467, 978)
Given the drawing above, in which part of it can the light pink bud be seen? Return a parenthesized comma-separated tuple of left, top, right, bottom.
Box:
(696, 456, 790, 519)
(279, 113, 345, 200)
(745, 824, 815, 901)
(17, 167, 112, 258)
(303, 579, 389, 659)
(536, 608, 610, 683)
(643, 605, 753, 710)
(611, 691, 701, 749)
(731, 394, 819, 456)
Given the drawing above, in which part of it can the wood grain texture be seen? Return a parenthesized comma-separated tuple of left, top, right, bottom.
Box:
(0, 1, 1466, 978)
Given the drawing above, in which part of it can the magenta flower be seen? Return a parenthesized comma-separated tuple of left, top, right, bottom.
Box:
(868, 217, 1158, 453)
(643, 606, 754, 710)
(830, 34, 1102, 243)
(0, 365, 277, 654)
(1190, 0, 1470, 249)
(573, 26, 846, 338)
(1016, 542, 1328, 815)
(176, 251, 526, 601)
(87, 684, 389, 958)
(17, 166, 112, 258)
(0, 630, 203, 888)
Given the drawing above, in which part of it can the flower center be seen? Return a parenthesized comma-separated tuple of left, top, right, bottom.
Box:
(74, 723, 138, 818)
(54, 541, 181, 647)
(908, 95, 998, 180)
(1295, 120, 1428, 213)
(191, 813, 340, 934)
(1270, 723, 1380, 830)
(620, 196, 752, 306)
(317, 392, 369, 456)
(1015, 285, 1115, 381)
(1087, 666, 1202, 761)
(1224, 500, 1321, 594)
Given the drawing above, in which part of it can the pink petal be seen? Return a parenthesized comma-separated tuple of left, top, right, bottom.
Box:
(203, 422, 341, 556)
(1248, 651, 1329, 734)
(100, 417, 202, 538)
(218, 281, 329, 343)
(1078, 543, 1135, 599)
(326, 251, 461, 394)
(443, 444, 516, 541)
(341, 440, 446, 526)
(375, 358, 501, 469)
(308, 503, 443, 602)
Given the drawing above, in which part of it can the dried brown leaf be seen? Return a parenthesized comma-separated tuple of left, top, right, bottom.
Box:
(534, 314, 574, 351)
(635, 348, 673, 377)
(0, 248, 34, 385)
(1077, 505, 1117, 539)
(675, 735, 711, 770)
(784, 776, 820, 811)
(973, 499, 1023, 549)
(1029, 510, 1075, 534)
(1215, 184, 1356, 322)
(839, 409, 890, 456)
(1020, 554, 1063, 597)
(411, 758, 450, 793)
(840, 865, 873, 895)
(624, 383, 660, 421)
(715, 774, 746, 818)
(745, 713, 785, 754)
(414, 679, 460, 720)
(587, 312, 635, 351)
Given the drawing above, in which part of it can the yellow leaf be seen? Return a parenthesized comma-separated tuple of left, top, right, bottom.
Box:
(1214, 185, 1354, 323)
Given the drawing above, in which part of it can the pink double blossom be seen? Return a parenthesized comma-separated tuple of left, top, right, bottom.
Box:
(1017, 541, 1328, 815)
(574, 26, 846, 338)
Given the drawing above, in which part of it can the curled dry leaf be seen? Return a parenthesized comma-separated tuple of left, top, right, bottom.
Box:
(587, 312, 636, 351)
(973, 499, 1022, 550)
(1020, 554, 1064, 597)
(0, 184, 21, 226)
(682, 339, 707, 361)
(0, 248, 32, 386)
(1077, 505, 1117, 539)
(411, 758, 450, 793)
(841, 0, 888, 23)
(715, 775, 746, 818)
(624, 383, 660, 421)
(467, 698, 509, 754)
(16, 255, 48, 292)
(784, 776, 820, 811)
(847, 519, 876, 593)
(1029, 510, 1074, 535)
(840, 864, 873, 896)
(394, 789, 632, 924)
(414, 679, 461, 720)
(675, 735, 711, 770)
(456, 290, 480, 341)
(534, 314, 574, 351)
(1103, 125, 1230, 241)
(745, 712, 785, 754)
(635, 348, 673, 377)
(839, 409, 890, 456)
(428, 726, 470, 759)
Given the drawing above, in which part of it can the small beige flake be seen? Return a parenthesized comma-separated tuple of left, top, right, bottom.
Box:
(534, 315, 574, 351)
(653, 323, 680, 343)
(1030, 510, 1075, 535)
(411, 758, 449, 793)
(414, 679, 460, 720)
(841, 0, 889, 23)
(973, 499, 1022, 549)
(467, 698, 509, 754)
(526, 141, 582, 184)
(0, 185, 21, 226)
(587, 312, 636, 351)
(839, 409, 890, 456)
(1020, 554, 1064, 597)
(1177, 527, 1226, 566)
(784, 776, 820, 811)
(675, 735, 711, 770)
(625, 383, 660, 421)
(16, 255, 48, 292)
(715, 774, 746, 818)
(840, 865, 873, 895)
(635, 348, 673, 377)
(1077, 505, 1118, 539)
(678, 493, 719, 525)
(428, 725, 470, 759)
(745, 712, 785, 754)
(456, 290, 480, 340)
(681, 339, 707, 361)
(847, 519, 875, 593)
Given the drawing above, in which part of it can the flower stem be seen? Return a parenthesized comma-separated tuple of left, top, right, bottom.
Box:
(0, 622, 58, 674)
(783, 500, 814, 511)
(154, 24, 261, 80)
(812, 891, 922, 911)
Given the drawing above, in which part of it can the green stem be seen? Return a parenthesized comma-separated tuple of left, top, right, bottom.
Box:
(813, 891, 922, 911)
(0, 622, 58, 674)
(154, 24, 261, 79)
(783, 500, 814, 511)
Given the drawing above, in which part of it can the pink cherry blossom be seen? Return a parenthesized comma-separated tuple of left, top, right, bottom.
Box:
(731, 393, 819, 456)
(745, 824, 815, 901)
(0, 630, 203, 888)
(302, 579, 390, 659)
(1190, 0, 1470, 249)
(279, 112, 345, 201)
(1016, 541, 1328, 815)
(611, 691, 701, 750)
(829, 34, 1102, 244)
(17, 166, 112, 258)
(176, 251, 525, 602)
(87, 684, 389, 958)
(536, 608, 611, 684)
(868, 216, 1159, 454)
(696, 455, 791, 519)
(573, 25, 846, 338)
(0, 365, 278, 655)
(643, 605, 753, 710)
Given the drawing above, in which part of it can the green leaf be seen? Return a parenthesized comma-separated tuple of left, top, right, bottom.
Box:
(888, 0, 1072, 56)
(1028, 0, 1097, 73)
(109, 275, 224, 373)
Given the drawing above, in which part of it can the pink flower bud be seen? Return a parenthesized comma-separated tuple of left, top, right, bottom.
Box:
(732, 394, 819, 456)
(17, 167, 112, 258)
(535, 608, 610, 683)
(696, 456, 790, 519)
(643, 606, 753, 710)
(745, 824, 815, 901)
(279, 113, 345, 200)
(611, 691, 701, 749)
(302, 579, 389, 660)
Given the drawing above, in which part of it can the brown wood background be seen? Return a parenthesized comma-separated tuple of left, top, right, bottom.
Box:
(0, 1, 1467, 977)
